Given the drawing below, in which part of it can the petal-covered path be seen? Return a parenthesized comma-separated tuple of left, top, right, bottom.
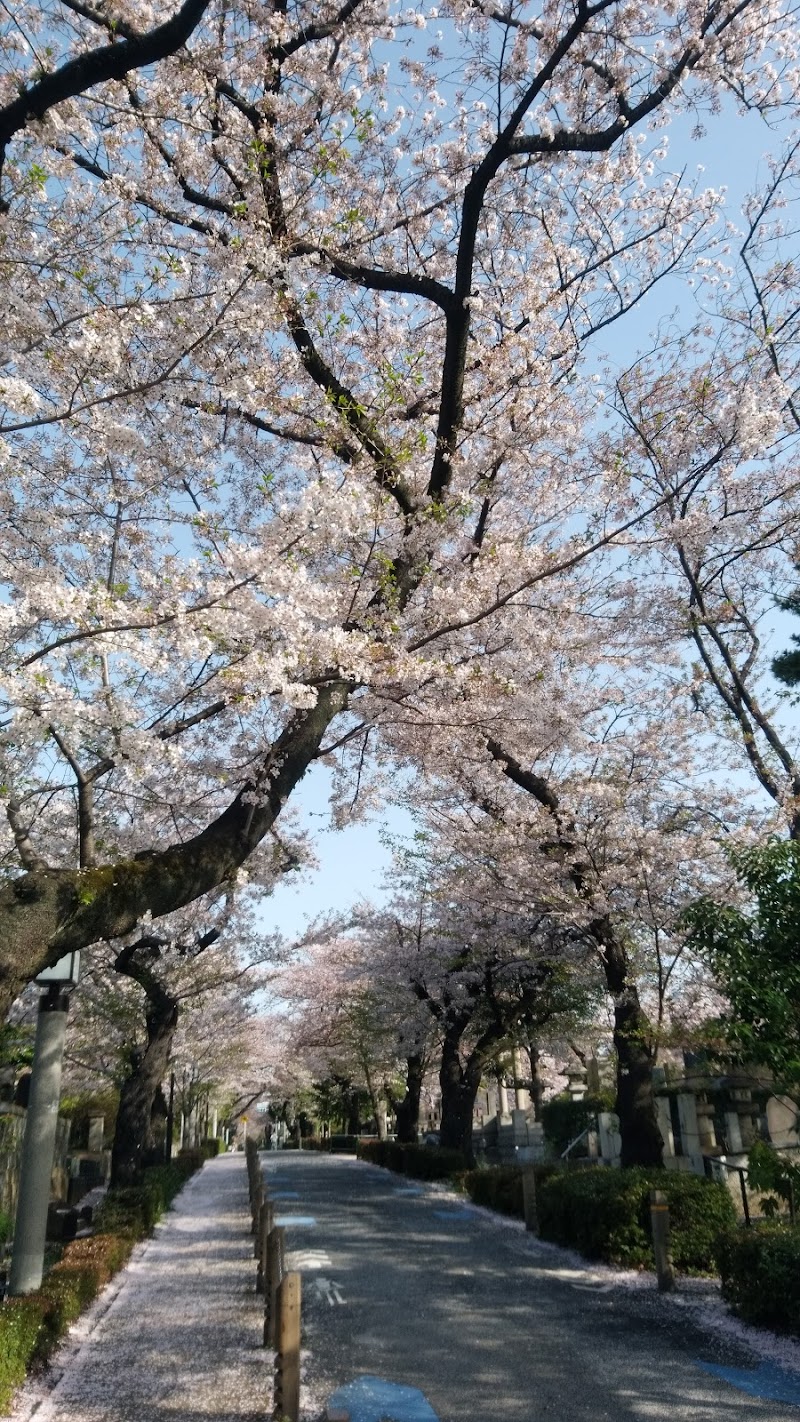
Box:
(10, 1150, 800, 1422)
(11, 1155, 265, 1422)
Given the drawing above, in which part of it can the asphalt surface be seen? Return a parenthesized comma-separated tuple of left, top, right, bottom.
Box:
(264, 1151, 800, 1421)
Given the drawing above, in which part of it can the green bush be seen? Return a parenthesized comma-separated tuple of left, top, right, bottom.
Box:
(202, 1137, 222, 1157)
(0, 1208, 12, 1244)
(0, 1297, 50, 1411)
(301, 1134, 361, 1153)
(0, 1157, 202, 1412)
(176, 1146, 205, 1173)
(718, 1224, 800, 1332)
(540, 1092, 614, 1157)
(357, 1139, 468, 1179)
(537, 1166, 736, 1271)
(461, 1166, 525, 1217)
(459, 1164, 564, 1218)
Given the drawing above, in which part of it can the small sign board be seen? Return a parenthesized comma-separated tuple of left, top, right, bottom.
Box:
(35, 952, 81, 987)
(256, 1101, 270, 1113)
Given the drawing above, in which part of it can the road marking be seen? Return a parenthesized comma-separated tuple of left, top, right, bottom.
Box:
(696, 1359, 800, 1405)
(310, 1276, 345, 1305)
(288, 1247, 332, 1271)
(269, 1190, 300, 1199)
(274, 1214, 317, 1227)
(392, 1187, 422, 1196)
(326, 1375, 440, 1421)
(432, 1207, 476, 1221)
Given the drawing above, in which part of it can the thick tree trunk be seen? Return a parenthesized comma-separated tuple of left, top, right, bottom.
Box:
(345, 1097, 361, 1136)
(526, 1043, 545, 1122)
(438, 1033, 483, 1164)
(597, 923, 664, 1168)
(394, 1053, 424, 1144)
(363, 1065, 387, 1139)
(111, 993, 179, 1187)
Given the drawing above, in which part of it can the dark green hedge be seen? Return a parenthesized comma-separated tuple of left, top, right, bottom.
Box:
(718, 1224, 800, 1333)
(460, 1164, 564, 1218)
(298, 1134, 361, 1153)
(537, 1167, 736, 1270)
(357, 1139, 468, 1179)
(0, 1155, 200, 1411)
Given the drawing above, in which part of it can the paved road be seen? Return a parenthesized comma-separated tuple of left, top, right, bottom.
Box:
(264, 1152, 800, 1422)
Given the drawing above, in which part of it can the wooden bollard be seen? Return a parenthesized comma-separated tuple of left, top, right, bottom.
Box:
(273, 1271, 301, 1422)
(256, 1200, 273, 1292)
(650, 1189, 675, 1292)
(522, 1167, 538, 1234)
(264, 1225, 285, 1347)
(252, 1171, 264, 1233)
(254, 1188, 269, 1258)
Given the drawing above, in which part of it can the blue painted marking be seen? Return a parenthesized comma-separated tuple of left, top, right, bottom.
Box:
(274, 1214, 316, 1227)
(269, 1190, 300, 1199)
(326, 1375, 439, 1421)
(392, 1187, 423, 1196)
(697, 1359, 800, 1406)
(432, 1207, 476, 1221)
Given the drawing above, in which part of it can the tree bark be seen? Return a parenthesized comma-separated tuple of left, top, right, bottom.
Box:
(363, 1065, 387, 1139)
(111, 989, 179, 1186)
(596, 920, 664, 1168)
(0, 681, 349, 1019)
(438, 1031, 484, 1164)
(393, 1053, 424, 1144)
(526, 1042, 545, 1122)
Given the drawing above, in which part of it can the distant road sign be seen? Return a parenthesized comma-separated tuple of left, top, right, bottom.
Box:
(256, 1101, 269, 1112)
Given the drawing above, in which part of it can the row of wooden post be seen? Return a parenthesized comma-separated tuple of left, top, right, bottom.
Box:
(246, 1141, 303, 1421)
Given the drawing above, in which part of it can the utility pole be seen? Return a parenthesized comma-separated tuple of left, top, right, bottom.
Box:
(9, 954, 80, 1296)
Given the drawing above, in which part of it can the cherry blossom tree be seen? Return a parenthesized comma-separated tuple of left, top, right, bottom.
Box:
(64, 883, 282, 1182)
(2, 0, 798, 1018)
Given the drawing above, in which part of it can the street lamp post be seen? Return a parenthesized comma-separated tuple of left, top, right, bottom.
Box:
(9, 953, 80, 1296)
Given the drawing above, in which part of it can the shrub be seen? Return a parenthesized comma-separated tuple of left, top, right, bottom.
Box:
(0, 1297, 49, 1411)
(461, 1166, 525, 1218)
(357, 1139, 468, 1179)
(459, 1164, 564, 1218)
(717, 1224, 800, 1332)
(537, 1166, 736, 1271)
(301, 1134, 360, 1153)
(540, 1092, 615, 1157)
(357, 1139, 389, 1167)
(202, 1137, 222, 1157)
(175, 1147, 205, 1174)
(0, 1208, 12, 1244)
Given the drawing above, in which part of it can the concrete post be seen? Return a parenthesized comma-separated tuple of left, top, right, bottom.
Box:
(512, 1048, 530, 1112)
(87, 1116, 104, 1153)
(650, 1190, 675, 1292)
(497, 1079, 510, 1118)
(9, 990, 69, 1296)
